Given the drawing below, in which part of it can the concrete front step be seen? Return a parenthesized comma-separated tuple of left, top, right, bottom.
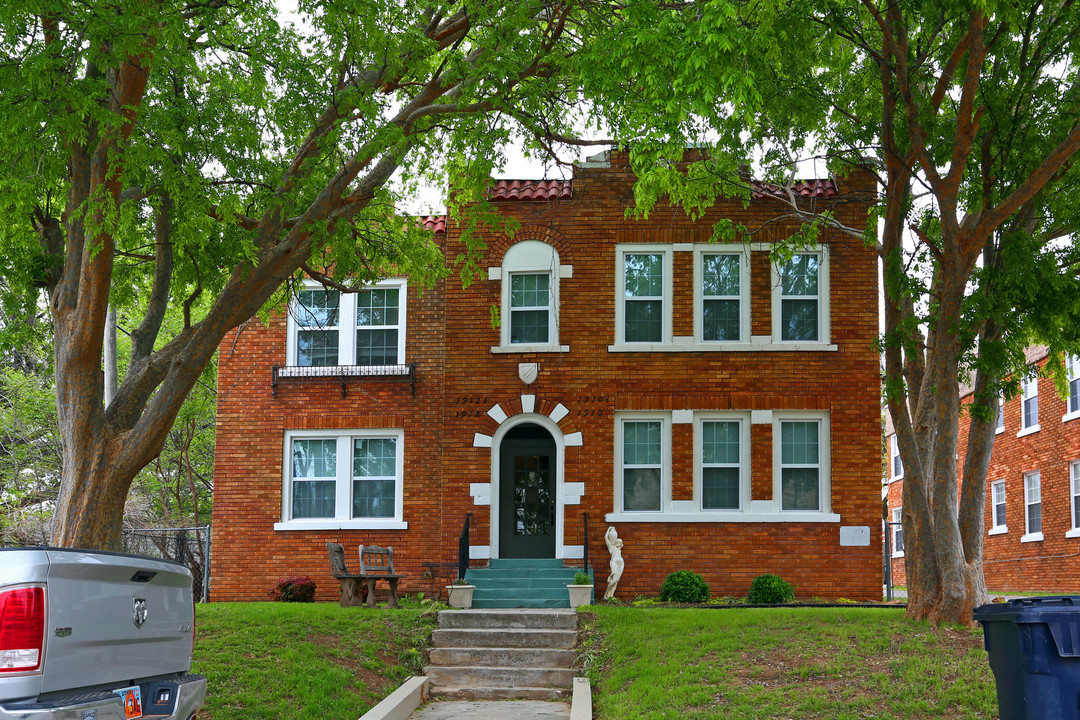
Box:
(430, 685, 571, 701)
(437, 609, 577, 630)
(423, 665, 576, 689)
(432, 628, 577, 649)
(429, 646, 578, 668)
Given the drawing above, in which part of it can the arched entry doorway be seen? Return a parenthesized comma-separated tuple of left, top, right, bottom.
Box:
(499, 423, 557, 558)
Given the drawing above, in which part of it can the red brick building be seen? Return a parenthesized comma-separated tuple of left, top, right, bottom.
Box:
(210, 151, 883, 603)
(885, 348, 1080, 592)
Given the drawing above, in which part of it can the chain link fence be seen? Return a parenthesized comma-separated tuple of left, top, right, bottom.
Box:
(122, 526, 211, 602)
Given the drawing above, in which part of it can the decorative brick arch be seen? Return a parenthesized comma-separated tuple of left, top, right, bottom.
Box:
(471, 393, 583, 446)
(489, 224, 574, 266)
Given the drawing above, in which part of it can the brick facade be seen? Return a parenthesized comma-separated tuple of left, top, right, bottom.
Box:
(885, 350, 1080, 592)
(211, 152, 883, 603)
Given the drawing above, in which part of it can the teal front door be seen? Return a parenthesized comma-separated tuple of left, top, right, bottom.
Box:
(499, 424, 557, 558)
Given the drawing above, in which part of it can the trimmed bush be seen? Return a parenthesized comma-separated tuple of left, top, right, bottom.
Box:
(659, 570, 710, 603)
(269, 576, 317, 602)
(747, 573, 795, 604)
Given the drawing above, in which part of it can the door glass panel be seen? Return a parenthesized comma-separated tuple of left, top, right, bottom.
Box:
(514, 455, 552, 536)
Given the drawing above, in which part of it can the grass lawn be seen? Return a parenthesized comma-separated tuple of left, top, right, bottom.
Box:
(580, 606, 998, 720)
(192, 601, 438, 720)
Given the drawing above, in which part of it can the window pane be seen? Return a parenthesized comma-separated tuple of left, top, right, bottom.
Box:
(292, 480, 336, 518)
(356, 289, 399, 327)
(702, 467, 739, 510)
(353, 479, 395, 518)
(702, 421, 739, 464)
(624, 254, 663, 297)
(781, 255, 819, 295)
(703, 255, 740, 296)
(356, 329, 399, 365)
(624, 422, 661, 465)
(296, 290, 340, 326)
(510, 310, 549, 344)
(354, 438, 397, 477)
(1070, 377, 1079, 414)
(623, 468, 661, 511)
(511, 274, 549, 308)
(625, 300, 662, 342)
(781, 299, 819, 341)
(293, 439, 337, 478)
(1023, 396, 1038, 427)
(297, 330, 339, 366)
(703, 299, 740, 341)
(782, 467, 820, 510)
(1028, 502, 1042, 533)
(781, 422, 819, 464)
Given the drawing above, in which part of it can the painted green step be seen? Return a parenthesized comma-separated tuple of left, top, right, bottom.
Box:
(487, 558, 567, 569)
(466, 578, 575, 589)
(472, 597, 569, 609)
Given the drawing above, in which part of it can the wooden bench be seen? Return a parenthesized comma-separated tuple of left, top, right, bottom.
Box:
(325, 542, 404, 608)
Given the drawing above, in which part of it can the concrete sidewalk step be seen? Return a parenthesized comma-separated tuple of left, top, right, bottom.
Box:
(437, 610, 576, 630)
(432, 628, 577, 649)
(430, 685, 571, 701)
(424, 665, 576, 689)
(409, 699, 571, 719)
(429, 646, 577, 667)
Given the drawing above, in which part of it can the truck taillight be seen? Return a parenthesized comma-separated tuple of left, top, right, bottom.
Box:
(0, 586, 45, 673)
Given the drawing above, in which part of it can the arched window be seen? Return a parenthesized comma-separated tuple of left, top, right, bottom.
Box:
(492, 240, 570, 353)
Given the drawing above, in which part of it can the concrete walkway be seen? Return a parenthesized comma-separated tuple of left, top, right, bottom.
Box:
(409, 700, 571, 719)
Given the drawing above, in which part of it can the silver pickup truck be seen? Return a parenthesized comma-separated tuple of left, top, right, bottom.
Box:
(0, 548, 207, 720)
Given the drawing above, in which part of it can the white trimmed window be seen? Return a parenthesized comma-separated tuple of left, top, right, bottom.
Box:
(1069, 461, 1080, 537)
(695, 250, 750, 343)
(996, 396, 1005, 434)
(990, 480, 1007, 534)
(775, 413, 830, 512)
(616, 246, 672, 346)
(287, 279, 407, 367)
(773, 249, 830, 344)
(696, 414, 750, 511)
(277, 429, 406, 530)
(1023, 471, 1042, 542)
(615, 414, 669, 513)
(890, 434, 903, 481)
(1019, 376, 1039, 436)
(1065, 356, 1080, 422)
(493, 240, 568, 352)
(891, 507, 904, 555)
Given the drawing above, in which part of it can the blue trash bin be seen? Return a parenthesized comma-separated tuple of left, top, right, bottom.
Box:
(974, 596, 1080, 720)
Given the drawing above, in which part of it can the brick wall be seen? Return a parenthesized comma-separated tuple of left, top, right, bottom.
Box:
(212, 152, 883, 603)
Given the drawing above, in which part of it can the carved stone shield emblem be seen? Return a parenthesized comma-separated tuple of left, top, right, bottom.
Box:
(132, 598, 147, 629)
(518, 363, 539, 385)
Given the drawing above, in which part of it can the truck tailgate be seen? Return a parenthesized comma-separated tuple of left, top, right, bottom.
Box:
(40, 550, 195, 695)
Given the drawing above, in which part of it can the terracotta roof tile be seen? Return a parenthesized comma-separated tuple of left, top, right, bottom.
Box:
(419, 215, 446, 234)
(751, 179, 838, 200)
(488, 179, 572, 202)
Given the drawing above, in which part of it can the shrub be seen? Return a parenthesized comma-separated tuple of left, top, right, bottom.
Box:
(659, 570, 710, 603)
(269, 576, 317, 602)
(747, 573, 795, 604)
(573, 571, 592, 585)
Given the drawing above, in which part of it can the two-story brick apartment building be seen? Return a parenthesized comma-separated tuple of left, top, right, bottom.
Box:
(210, 151, 882, 603)
(886, 348, 1080, 592)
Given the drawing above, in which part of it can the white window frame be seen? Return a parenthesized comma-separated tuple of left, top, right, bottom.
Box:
(693, 249, 750, 344)
(1018, 376, 1040, 437)
(771, 247, 831, 347)
(1022, 470, 1043, 542)
(285, 278, 408, 368)
(773, 412, 832, 515)
(613, 412, 671, 514)
(694, 413, 751, 512)
(613, 245, 673, 349)
(276, 428, 407, 531)
(989, 480, 1007, 535)
(1064, 355, 1080, 423)
(1067, 461, 1080, 539)
(890, 506, 904, 557)
(889, 434, 904, 481)
(490, 240, 569, 353)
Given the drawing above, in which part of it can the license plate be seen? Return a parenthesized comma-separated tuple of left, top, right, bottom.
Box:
(114, 686, 142, 719)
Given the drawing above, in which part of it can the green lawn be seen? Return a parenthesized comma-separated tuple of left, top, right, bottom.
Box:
(192, 601, 437, 720)
(580, 606, 998, 720)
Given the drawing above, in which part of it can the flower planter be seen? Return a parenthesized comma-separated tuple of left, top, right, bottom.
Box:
(567, 584, 594, 609)
(446, 584, 475, 608)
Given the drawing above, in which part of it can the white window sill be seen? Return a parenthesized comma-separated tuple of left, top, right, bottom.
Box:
(1063, 410, 1080, 424)
(1020, 532, 1044, 543)
(607, 342, 838, 353)
(995, 426, 1005, 435)
(491, 344, 569, 354)
(889, 474, 903, 483)
(274, 520, 408, 531)
(277, 364, 410, 377)
(1016, 424, 1041, 438)
(604, 511, 842, 523)
(891, 551, 905, 558)
(988, 526, 1008, 536)
(1066, 528, 1080, 539)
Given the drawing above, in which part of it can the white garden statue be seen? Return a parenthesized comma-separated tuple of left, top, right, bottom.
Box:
(604, 526, 624, 600)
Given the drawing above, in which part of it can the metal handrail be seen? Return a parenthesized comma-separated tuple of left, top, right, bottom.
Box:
(458, 513, 472, 581)
(583, 512, 591, 577)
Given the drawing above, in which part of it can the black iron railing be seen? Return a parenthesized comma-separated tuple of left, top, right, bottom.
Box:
(272, 363, 416, 398)
(582, 512, 591, 577)
(458, 513, 472, 581)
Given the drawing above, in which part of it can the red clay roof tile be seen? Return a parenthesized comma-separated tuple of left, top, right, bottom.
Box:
(488, 179, 572, 201)
(419, 215, 446, 234)
(751, 179, 838, 199)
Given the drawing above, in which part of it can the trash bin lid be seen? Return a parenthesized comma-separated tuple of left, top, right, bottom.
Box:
(974, 596, 1080, 658)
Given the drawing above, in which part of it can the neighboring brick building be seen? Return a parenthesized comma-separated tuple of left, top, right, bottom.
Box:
(885, 348, 1080, 592)
(211, 150, 883, 603)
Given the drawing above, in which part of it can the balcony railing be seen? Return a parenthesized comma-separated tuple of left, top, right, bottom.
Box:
(271, 363, 416, 398)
